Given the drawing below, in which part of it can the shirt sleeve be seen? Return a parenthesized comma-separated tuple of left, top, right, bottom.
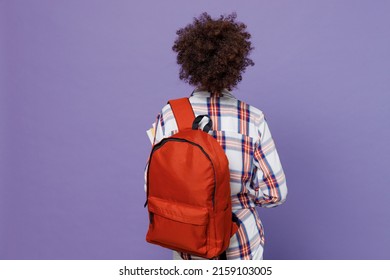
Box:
(251, 114, 288, 208)
(144, 111, 165, 193)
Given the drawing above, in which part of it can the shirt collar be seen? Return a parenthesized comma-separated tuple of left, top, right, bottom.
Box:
(190, 88, 236, 99)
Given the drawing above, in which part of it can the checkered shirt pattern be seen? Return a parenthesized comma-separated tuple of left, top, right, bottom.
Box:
(144, 88, 288, 260)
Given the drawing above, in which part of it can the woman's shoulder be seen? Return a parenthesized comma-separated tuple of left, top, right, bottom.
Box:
(233, 98, 266, 128)
(158, 96, 266, 132)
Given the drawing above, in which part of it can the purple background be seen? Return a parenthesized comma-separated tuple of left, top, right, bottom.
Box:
(1, 1, 389, 260)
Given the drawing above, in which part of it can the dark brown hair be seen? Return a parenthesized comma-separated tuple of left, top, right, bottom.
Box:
(172, 12, 255, 95)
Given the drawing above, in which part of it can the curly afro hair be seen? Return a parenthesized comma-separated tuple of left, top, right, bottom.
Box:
(172, 12, 255, 95)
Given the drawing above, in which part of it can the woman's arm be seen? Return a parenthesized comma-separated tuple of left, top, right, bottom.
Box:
(144, 111, 165, 192)
(251, 113, 288, 208)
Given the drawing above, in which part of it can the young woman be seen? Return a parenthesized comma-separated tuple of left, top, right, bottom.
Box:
(145, 12, 288, 260)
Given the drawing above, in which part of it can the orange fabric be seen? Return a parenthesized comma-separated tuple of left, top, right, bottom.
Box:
(168, 98, 195, 131)
(146, 98, 238, 259)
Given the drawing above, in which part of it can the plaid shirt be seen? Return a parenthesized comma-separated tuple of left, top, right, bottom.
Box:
(144, 88, 288, 260)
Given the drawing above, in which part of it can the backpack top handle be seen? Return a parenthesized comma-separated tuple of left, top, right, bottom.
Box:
(192, 115, 213, 133)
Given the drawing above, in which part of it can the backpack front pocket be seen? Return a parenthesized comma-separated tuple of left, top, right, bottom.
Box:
(146, 196, 209, 256)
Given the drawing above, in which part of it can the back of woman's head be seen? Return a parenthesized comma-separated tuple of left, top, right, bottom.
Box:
(172, 12, 255, 95)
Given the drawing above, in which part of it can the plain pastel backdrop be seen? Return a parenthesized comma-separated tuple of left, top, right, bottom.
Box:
(1, 0, 389, 260)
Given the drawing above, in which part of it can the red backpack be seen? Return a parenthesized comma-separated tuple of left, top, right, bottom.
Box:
(145, 97, 238, 259)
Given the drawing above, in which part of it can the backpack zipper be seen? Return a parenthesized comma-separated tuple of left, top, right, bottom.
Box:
(144, 137, 217, 210)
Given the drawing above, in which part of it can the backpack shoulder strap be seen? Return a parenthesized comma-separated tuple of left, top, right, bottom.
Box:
(168, 98, 195, 131)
